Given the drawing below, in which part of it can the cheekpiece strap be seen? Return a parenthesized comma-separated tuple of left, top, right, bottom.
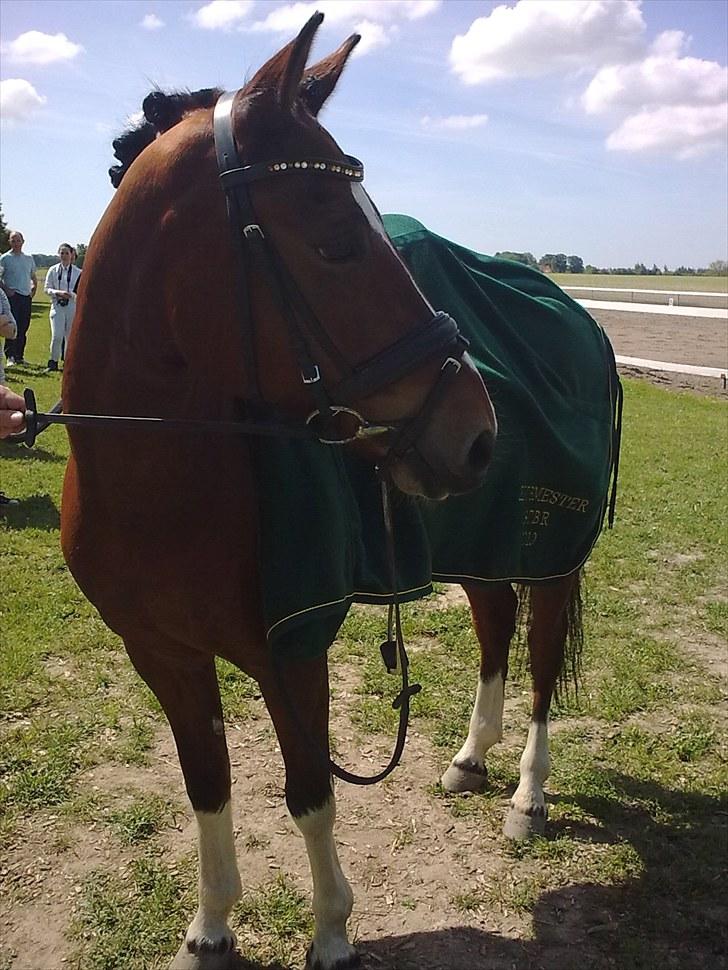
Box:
(213, 92, 240, 173)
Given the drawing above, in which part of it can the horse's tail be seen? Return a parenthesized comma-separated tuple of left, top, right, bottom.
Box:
(560, 569, 584, 700)
(514, 569, 584, 703)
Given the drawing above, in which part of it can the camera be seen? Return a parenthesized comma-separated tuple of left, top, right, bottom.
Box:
(57, 298, 69, 306)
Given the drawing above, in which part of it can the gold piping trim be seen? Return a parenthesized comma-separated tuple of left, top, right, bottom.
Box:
(266, 582, 433, 638)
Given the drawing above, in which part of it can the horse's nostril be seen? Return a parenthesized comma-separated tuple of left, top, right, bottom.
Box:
(468, 430, 494, 474)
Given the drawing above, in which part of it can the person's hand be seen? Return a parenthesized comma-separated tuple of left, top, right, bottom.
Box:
(0, 386, 26, 438)
(0, 314, 16, 338)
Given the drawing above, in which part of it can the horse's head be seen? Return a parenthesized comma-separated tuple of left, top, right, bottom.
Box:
(98, 14, 497, 500)
(229, 15, 497, 499)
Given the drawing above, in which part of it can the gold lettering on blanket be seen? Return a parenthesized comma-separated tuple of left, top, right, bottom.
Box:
(519, 484, 589, 513)
(521, 505, 551, 547)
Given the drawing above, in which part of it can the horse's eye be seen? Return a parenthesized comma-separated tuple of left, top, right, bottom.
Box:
(317, 237, 360, 263)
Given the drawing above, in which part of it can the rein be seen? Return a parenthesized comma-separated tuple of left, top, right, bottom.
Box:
(11, 88, 474, 786)
(274, 480, 422, 787)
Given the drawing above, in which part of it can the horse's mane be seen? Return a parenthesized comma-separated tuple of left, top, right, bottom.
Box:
(109, 87, 223, 188)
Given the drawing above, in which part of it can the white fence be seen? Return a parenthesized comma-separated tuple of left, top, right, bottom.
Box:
(563, 286, 728, 310)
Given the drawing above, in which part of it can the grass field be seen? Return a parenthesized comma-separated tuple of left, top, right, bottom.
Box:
(1, 300, 727, 969)
(551, 273, 728, 292)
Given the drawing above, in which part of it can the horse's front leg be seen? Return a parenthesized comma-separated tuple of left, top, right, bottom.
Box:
(261, 653, 357, 970)
(504, 575, 578, 839)
(125, 638, 242, 970)
(441, 582, 517, 793)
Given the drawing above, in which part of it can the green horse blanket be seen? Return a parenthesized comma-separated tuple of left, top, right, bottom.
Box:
(255, 215, 620, 659)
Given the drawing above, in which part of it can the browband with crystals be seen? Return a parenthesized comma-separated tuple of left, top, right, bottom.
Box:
(219, 154, 364, 188)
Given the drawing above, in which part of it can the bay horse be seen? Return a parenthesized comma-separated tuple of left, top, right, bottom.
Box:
(61, 15, 498, 970)
(57, 14, 601, 970)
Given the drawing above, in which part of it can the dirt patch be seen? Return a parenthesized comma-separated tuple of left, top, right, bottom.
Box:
(588, 307, 728, 397)
(0, 647, 600, 970)
(617, 364, 727, 397)
(2, 646, 725, 970)
(0, 676, 534, 970)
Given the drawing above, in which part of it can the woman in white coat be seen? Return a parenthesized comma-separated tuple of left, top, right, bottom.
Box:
(44, 243, 82, 372)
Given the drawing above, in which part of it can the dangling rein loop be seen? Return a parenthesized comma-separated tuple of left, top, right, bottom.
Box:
(273, 479, 421, 787)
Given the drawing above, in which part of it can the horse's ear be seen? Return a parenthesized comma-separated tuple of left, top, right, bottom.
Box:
(300, 34, 360, 116)
(245, 12, 324, 112)
(278, 12, 324, 110)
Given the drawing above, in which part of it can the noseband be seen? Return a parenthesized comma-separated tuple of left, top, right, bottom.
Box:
(212, 90, 469, 470)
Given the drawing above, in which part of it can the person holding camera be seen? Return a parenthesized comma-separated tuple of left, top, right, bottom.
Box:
(44, 243, 82, 372)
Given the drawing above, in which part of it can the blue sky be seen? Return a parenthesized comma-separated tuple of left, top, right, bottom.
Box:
(1, 0, 726, 267)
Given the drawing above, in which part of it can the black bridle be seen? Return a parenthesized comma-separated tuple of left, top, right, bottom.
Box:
(18, 91, 469, 459)
(211, 91, 469, 467)
(13, 89, 475, 786)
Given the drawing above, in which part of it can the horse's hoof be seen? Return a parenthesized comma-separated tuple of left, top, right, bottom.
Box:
(441, 759, 488, 794)
(305, 942, 361, 970)
(503, 805, 547, 840)
(170, 940, 240, 970)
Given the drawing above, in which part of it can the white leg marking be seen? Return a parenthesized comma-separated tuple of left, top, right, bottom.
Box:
(455, 673, 504, 764)
(442, 674, 504, 792)
(185, 801, 242, 953)
(295, 794, 355, 968)
(511, 720, 550, 817)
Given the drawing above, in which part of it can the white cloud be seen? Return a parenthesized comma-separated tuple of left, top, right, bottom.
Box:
(606, 103, 727, 159)
(352, 21, 394, 56)
(450, 0, 645, 85)
(649, 29, 689, 58)
(140, 13, 165, 30)
(251, 1, 440, 34)
(580, 29, 727, 158)
(421, 113, 489, 130)
(191, 0, 254, 31)
(4, 30, 84, 65)
(0, 78, 47, 121)
(405, 0, 441, 20)
(582, 35, 727, 115)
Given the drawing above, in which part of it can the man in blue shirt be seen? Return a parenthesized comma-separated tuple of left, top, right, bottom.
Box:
(0, 231, 37, 365)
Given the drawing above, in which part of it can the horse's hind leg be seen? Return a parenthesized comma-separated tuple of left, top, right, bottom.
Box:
(442, 582, 517, 794)
(124, 637, 241, 970)
(260, 653, 356, 970)
(504, 574, 577, 840)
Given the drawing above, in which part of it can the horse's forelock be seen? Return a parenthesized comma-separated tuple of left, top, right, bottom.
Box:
(109, 87, 223, 189)
(108, 81, 325, 191)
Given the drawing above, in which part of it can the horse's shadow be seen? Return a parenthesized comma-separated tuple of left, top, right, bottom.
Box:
(232, 772, 726, 970)
(0, 493, 60, 531)
(0, 441, 65, 463)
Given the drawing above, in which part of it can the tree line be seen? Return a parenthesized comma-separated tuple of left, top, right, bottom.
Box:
(30, 246, 87, 269)
(493, 251, 728, 276)
(1, 202, 724, 278)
